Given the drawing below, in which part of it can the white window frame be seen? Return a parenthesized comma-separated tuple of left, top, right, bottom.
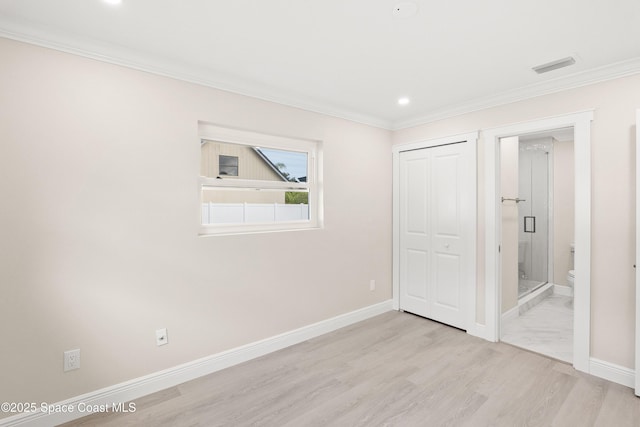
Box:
(198, 122, 323, 236)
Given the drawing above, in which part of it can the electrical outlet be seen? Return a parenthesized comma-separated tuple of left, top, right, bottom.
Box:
(64, 349, 80, 372)
(156, 328, 168, 346)
(370, 279, 376, 291)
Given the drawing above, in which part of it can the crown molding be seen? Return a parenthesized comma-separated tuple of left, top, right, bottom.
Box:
(2, 17, 640, 133)
(391, 56, 640, 130)
(0, 19, 392, 130)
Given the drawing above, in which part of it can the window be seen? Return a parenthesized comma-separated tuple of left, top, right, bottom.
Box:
(218, 155, 238, 176)
(199, 122, 322, 235)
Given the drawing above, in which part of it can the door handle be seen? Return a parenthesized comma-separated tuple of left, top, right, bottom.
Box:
(524, 216, 536, 233)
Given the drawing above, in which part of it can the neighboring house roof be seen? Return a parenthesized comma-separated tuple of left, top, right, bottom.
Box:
(252, 147, 294, 182)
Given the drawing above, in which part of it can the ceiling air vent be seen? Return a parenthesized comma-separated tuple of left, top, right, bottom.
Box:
(532, 56, 576, 74)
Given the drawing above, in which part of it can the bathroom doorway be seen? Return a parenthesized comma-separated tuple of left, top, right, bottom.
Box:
(484, 111, 593, 373)
(498, 127, 575, 363)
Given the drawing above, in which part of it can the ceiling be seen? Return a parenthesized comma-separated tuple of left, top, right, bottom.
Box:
(1, 0, 639, 129)
(519, 127, 574, 142)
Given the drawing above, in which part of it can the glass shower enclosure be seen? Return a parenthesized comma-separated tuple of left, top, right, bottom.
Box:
(517, 140, 550, 298)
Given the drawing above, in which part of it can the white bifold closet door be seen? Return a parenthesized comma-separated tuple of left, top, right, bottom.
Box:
(399, 142, 472, 330)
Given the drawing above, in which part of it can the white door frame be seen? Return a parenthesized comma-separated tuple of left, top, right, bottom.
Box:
(635, 108, 640, 396)
(484, 110, 593, 373)
(392, 131, 480, 336)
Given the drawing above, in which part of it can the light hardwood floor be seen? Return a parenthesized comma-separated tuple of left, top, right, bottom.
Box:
(62, 311, 640, 426)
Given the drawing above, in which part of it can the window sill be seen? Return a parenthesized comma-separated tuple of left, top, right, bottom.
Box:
(198, 221, 322, 237)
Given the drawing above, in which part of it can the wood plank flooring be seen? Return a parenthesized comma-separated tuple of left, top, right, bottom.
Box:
(61, 311, 640, 426)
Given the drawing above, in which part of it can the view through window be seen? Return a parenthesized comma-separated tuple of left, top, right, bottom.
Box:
(198, 123, 321, 235)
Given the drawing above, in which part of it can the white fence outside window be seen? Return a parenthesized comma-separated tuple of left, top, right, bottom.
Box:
(202, 203, 309, 224)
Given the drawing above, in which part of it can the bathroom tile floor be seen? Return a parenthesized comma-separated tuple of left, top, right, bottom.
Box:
(501, 293, 573, 363)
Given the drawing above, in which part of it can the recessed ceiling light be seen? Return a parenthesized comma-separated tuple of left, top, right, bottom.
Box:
(103, 0, 122, 5)
(398, 97, 410, 106)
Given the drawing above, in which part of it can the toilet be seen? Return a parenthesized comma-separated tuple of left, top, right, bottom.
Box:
(566, 243, 575, 297)
(567, 270, 575, 296)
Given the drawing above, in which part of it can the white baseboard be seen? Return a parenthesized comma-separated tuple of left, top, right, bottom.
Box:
(501, 306, 519, 323)
(517, 282, 554, 307)
(554, 284, 572, 297)
(466, 322, 488, 340)
(0, 300, 394, 427)
(590, 357, 635, 388)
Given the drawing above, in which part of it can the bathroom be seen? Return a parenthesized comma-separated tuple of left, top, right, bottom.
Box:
(499, 127, 575, 362)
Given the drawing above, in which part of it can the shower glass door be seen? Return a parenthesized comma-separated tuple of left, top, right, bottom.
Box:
(518, 141, 549, 298)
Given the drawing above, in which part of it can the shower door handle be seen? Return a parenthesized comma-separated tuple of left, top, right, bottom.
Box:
(524, 216, 536, 233)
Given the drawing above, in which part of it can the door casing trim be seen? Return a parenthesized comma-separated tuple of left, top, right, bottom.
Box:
(484, 110, 593, 373)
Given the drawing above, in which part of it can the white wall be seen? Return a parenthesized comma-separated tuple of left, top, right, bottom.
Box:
(0, 38, 392, 409)
(393, 73, 640, 369)
(500, 137, 519, 313)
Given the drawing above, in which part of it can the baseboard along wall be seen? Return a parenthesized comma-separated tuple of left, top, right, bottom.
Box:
(2, 298, 635, 427)
(0, 300, 394, 427)
(589, 357, 635, 389)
